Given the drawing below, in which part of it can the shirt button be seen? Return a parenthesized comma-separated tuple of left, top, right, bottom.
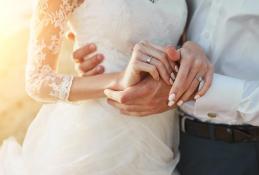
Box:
(208, 113, 217, 118)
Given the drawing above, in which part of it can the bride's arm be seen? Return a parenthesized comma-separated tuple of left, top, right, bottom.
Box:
(26, 0, 173, 103)
(26, 0, 122, 102)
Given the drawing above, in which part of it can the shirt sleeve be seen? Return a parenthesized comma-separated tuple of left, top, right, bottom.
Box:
(194, 73, 259, 126)
(25, 0, 79, 102)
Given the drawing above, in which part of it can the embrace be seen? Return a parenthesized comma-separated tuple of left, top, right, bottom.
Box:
(1, 0, 259, 175)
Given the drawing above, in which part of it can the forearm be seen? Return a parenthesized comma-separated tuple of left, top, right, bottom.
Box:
(68, 72, 122, 101)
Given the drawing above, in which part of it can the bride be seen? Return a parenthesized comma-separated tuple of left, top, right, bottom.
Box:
(0, 0, 197, 174)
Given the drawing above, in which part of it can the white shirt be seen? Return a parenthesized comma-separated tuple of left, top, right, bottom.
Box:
(181, 0, 259, 126)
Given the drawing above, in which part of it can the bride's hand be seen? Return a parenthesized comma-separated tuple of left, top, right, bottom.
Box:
(118, 41, 176, 89)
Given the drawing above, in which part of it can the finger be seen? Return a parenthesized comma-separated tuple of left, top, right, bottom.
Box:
(177, 76, 200, 106)
(120, 105, 170, 117)
(169, 60, 179, 74)
(139, 41, 173, 74)
(82, 65, 105, 76)
(114, 85, 148, 105)
(107, 99, 151, 113)
(166, 46, 181, 62)
(178, 58, 203, 96)
(168, 51, 192, 102)
(120, 110, 152, 117)
(139, 55, 171, 85)
(104, 89, 125, 103)
(134, 60, 160, 81)
(195, 64, 214, 99)
(79, 54, 104, 72)
(73, 43, 97, 63)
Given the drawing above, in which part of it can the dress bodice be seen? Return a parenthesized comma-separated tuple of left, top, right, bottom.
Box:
(69, 0, 187, 72)
(25, 0, 187, 102)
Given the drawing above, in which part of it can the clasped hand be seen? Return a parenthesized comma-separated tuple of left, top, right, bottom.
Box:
(72, 38, 214, 116)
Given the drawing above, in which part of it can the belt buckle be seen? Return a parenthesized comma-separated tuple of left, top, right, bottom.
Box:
(180, 112, 194, 133)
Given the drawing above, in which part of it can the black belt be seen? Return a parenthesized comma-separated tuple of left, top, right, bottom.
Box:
(178, 110, 259, 143)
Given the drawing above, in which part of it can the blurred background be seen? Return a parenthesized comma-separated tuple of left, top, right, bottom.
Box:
(0, 0, 75, 144)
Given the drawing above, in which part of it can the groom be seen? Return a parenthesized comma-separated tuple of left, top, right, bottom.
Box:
(71, 0, 259, 174)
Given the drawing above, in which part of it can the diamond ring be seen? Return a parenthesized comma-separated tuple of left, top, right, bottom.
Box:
(145, 56, 153, 64)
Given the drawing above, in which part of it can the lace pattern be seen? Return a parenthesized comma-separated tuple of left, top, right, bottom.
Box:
(26, 0, 80, 102)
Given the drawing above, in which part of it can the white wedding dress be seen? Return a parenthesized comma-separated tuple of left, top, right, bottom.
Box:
(0, 0, 187, 174)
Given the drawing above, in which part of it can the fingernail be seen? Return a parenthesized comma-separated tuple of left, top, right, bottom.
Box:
(169, 78, 174, 85)
(97, 54, 103, 61)
(89, 43, 96, 50)
(171, 72, 176, 80)
(194, 95, 200, 100)
(168, 101, 175, 107)
(175, 65, 179, 72)
(177, 100, 184, 106)
(168, 93, 176, 101)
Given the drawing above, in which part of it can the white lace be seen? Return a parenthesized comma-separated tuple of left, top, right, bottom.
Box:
(25, 0, 81, 102)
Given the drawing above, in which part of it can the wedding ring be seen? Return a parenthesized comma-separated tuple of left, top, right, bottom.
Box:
(196, 74, 204, 82)
(145, 56, 152, 64)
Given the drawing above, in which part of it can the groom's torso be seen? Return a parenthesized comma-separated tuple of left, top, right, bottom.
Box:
(187, 0, 259, 80)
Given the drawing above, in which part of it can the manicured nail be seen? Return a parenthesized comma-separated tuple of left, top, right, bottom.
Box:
(177, 100, 184, 106)
(168, 93, 176, 101)
(171, 72, 176, 80)
(175, 65, 179, 72)
(169, 78, 174, 85)
(168, 101, 175, 107)
(194, 95, 200, 100)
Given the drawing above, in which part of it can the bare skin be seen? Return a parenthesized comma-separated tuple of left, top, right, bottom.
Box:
(69, 33, 213, 116)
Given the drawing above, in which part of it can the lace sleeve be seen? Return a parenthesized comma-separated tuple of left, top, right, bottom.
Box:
(25, 0, 79, 102)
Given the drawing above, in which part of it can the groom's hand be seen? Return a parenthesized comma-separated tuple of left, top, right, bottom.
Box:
(104, 76, 175, 116)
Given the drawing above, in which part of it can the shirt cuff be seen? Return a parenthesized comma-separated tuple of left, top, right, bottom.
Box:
(193, 73, 245, 124)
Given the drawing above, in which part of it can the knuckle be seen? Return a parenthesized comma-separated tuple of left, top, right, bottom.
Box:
(157, 61, 163, 68)
(139, 40, 148, 45)
(188, 54, 195, 61)
(193, 60, 202, 69)
(150, 66, 157, 72)
(133, 44, 141, 52)
(73, 51, 80, 59)
(120, 94, 128, 104)
(79, 63, 85, 71)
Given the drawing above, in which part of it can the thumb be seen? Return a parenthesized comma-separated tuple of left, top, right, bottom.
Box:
(166, 46, 181, 62)
(104, 89, 125, 103)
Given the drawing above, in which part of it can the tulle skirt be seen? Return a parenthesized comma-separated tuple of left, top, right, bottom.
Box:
(0, 99, 180, 175)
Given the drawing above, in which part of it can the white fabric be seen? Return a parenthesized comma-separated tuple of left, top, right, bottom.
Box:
(0, 0, 187, 174)
(181, 0, 259, 126)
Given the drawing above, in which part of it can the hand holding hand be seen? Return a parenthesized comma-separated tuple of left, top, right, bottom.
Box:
(118, 41, 176, 89)
(167, 41, 214, 106)
(105, 76, 174, 116)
